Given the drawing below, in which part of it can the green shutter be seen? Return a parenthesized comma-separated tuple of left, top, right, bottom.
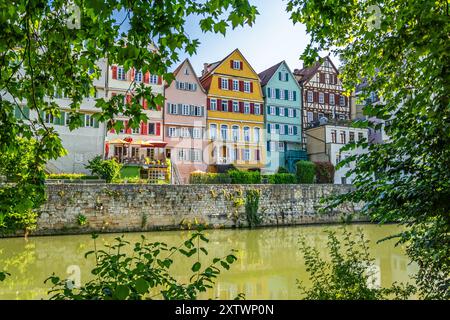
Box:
(14, 106, 21, 119)
(268, 124, 271, 134)
(267, 87, 271, 98)
(275, 89, 280, 99)
(80, 113, 86, 127)
(275, 107, 279, 116)
(285, 90, 289, 100)
(278, 72, 282, 80)
(294, 126, 298, 135)
(293, 91, 297, 101)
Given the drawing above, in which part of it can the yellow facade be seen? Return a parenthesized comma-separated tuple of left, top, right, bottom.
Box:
(201, 49, 266, 170)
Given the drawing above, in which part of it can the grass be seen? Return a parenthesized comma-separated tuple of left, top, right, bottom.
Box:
(120, 166, 141, 178)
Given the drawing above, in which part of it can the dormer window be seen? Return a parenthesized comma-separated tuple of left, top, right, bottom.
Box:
(184, 68, 189, 75)
(232, 60, 242, 70)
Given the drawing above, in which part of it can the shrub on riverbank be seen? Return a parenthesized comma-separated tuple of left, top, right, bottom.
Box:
(86, 156, 122, 183)
(265, 173, 297, 184)
(46, 173, 100, 180)
(314, 162, 335, 184)
(189, 173, 232, 184)
(228, 170, 261, 184)
(296, 161, 315, 183)
(189, 171, 297, 185)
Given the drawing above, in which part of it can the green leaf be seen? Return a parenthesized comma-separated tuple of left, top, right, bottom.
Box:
(114, 285, 129, 300)
(134, 278, 149, 294)
(192, 262, 201, 272)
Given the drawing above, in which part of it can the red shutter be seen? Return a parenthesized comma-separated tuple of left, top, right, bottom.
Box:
(130, 68, 135, 81)
(240, 61, 243, 70)
(239, 81, 244, 92)
(207, 98, 211, 110)
(228, 79, 233, 89)
(325, 93, 329, 104)
(156, 123, 161, 136)
(250, 82, 253, 93)
(143, 99, 148, 110)
(141, 122, 148, 135)
(156, 105, 161, 111)
(228, 100, 232, 110)
(157, 76, 162, 85)
(125, 121, 132, 134)
(217, 99, 222, 111)
(314, 92, 318, 103)
(250, 103, 255, 114)
(112, 66, 117, 79)
(144, 72, 150, 84)
(126, 94, 132, 105)
(218, 77, 222, 89)
(239, 101, 244, 113)
(230, 60, 234, 68)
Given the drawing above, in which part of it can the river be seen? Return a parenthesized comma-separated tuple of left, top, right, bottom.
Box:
(0, 224, 416, 300)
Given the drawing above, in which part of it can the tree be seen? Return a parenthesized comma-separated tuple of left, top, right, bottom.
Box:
(287, 0, 450, 299)
(0, 0, 258, 234)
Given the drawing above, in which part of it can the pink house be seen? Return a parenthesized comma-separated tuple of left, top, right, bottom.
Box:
(164, 59, 208, 183)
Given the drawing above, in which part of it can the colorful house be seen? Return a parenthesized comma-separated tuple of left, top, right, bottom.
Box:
(199, 49, 265, 171)
(105, 60, 166, 164)
(259, 61, 305, 173)
(164, 59, 208, 183)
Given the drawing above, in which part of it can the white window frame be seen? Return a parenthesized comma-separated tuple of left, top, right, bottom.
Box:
(254, 104, 261, 115)
(319, 92, 324, 104)
(244, 81, 251, 93)
(210, 99, 217, 111)
(340, 96, 346, 106)
(150, 75, 158, 84)
(288, 108, 294, 118)
(117, 67, 126, 80)
(278, 141, 285, 152)
(307, 111, 313, 122)
(279, 124, 285, 135)
(220, 124, 228, 141)
(243, 126, 250, 142)
(232, 60, 241, 70)
(222, 100, 228, 112)
(221, 78, 229, 90)
(269, 106, 276, 115)
(168, 127, 177, 137)
(330, 94, 335, 105)
(288, 125, 294, 136)
(279, 90, 285, 100)
(169, 103, 177, 114)
(307, 91, 313, 103)
(182, 104, 190, 116)
(135, 70, 143, 83)
(271, 88, 276, 99)
(233, 79, 239, 91)
(232, 125, 240, 142)
(181, 127, 190, 138)
(209, 124, 217, 140)
(85, 114, 95, 127)
(192, 149, 201, 162)
(244, 102, 250, 114)
(279, 107, 285, 117)
(243, 149, 251, 161)
(288, 90, 294, 101)
(193, 128, 202, 139)
(233, 101, 239, 112)
(269, 141, 277, 152)
(253, 127, 260, 143)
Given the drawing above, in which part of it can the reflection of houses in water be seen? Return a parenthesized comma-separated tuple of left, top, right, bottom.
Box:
(391, 254, 418, 284)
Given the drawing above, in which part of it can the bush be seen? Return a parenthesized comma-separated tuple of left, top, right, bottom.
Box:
(86, 156, 122, 183)
(277, 167, 289, 174)
(314, 162, 335, 184)
(296, 160, 315, 183)
(264, 173, 297, 184)
(189, 173, 232, 184)
(120, 166, 141, 178)
(228, 170, 261, 184)
(46, 173, 100, 180)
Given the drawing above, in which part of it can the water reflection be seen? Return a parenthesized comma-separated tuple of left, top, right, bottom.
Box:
(0, 224, 417, 300)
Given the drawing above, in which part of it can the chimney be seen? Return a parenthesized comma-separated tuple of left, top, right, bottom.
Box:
(203, 63, 209, 74)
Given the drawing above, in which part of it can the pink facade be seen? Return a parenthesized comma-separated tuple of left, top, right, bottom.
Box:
(164, 59, 208, 183)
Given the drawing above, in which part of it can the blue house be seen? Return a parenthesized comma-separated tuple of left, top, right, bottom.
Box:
(259, 61, 307, 173)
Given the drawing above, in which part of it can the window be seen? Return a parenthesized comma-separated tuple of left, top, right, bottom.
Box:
(193, 128, 202, 139)
(181, 127, 190, 138)
(288, 108, 294, 118)
(132, 125, 140, 134)
(288, 125, 294, 135)
(184, 68, 189, 75)
(278, 142, 285, 152)
(168, 127, 177, 137)
(181, 104, 189, 116)
(340, 131, 346, 144)
(131, 147, 139, 158)
(220, 125, 228, 141)
(349, 132, 355, 142)
(117, 67, 125, 80)
(319, 92, 324, 104)
(222, 100, 228, 112)
(280, 89, 285, 100)
(340, 96, 346, 106)
(329, 94, 335, 105)
(178, 149, 187, 161)
(254, 127, 260, 143)
(221, 78, 229, 90)
(233, 80, 239, 91)
(288, 90, 294, 101)
(44, 112, 54, 124)
(135, 70, 143, 83)
(243, 149, 250, 161)
(331, 130, 337, 143)
(325, 73, 329, 84)
(244, 81, 251, 93)
(148, 123, 156, 135)
(244, 102, 250, 114)
(243, 127, 250, 142)
(279, 107, 285, 117)
(269, 106, 276, 115)
(358, 132, 364, 141)
(279, 124, 285, 135)
(232, 60, 241, 70)
(254, 104, 261, 115)
(150, 75, 158, 84)
(210, 99, 217, 111)
(271, 88, 276, 99)
(339, 114, 346, 120)
(231, 148, 238, 161)
(192, 149, 202, 162)
(194, 106, 202, 116)
(341, 177, 347, 185)
(210, 124, 217, 140)
(233, 101, 239, 112)
(284, 73, 289, 81)
(269, 123, 276, 134)
(307, 111, 313, 122)
(232, 126, 240, 142)
(169, 104, 177, 114)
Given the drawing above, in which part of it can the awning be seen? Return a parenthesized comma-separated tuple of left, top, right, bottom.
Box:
(143, 141, 168, 148)
(108, 139, 130, 144)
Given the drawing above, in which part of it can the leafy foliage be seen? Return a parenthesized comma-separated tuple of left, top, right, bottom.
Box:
(46, 173, 99, 180)
(245, 189, 261, 227)
(295, 160, 315, 183)
(314, 162, 335, 184)
(86, 156, 121, 183)
(287, 0, 450, 299)
(0, 271, 10, 282)
(298, 229, 416, 300)
(189, 173, 232, 184)
(264, 173, 297, 184)
(76, 214, 87, 226)
(0, 0, 258, 234)
(45, 230, 238, 300)
(228, 170, 261, 184)
(277, 167, 289, 174)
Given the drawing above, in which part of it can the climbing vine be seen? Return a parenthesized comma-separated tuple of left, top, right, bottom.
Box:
(245, 189, 262, 228)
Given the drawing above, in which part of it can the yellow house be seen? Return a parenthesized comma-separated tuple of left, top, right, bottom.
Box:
(199, 49, 265, 171)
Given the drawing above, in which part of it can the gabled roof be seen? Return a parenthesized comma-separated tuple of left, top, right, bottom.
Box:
(258, 61, 284, 86)
(294, 56, 339, 85)
(169, 58, 206, 93)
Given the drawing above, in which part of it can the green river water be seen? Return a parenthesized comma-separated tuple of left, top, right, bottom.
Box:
(0, 224, 416, 300)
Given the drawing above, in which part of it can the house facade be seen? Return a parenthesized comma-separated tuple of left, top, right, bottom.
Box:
(306, 124, 368, 184)
(294, 56, 351, 148)
(164, 59, 208, 183)
(200, 49, 266, 171)
(259, 61, 306, 173)
(105, 60, 166, 163)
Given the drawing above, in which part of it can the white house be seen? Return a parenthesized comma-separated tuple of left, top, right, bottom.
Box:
(305, 123, 369, 184)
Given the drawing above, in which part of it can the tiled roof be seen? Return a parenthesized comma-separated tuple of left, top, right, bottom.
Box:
(258, 61, 283, 86)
